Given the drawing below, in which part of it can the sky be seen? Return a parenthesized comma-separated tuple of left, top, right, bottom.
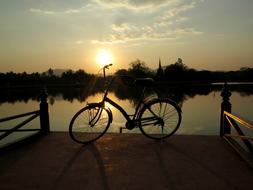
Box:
(0, 0, 253, 73)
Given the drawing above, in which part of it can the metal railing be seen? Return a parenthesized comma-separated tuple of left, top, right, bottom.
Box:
(220, 82, 253, 167)
(0, 110, 40, 140)
(0, 88, 50, 149)
(223, 111, 253, 152)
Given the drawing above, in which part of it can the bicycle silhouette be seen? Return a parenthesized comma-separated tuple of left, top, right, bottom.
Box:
(69, 64, 182, 144)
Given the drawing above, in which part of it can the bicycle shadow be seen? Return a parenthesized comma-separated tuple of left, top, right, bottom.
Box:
(151, 141, 177, 189)
(51, 143, 110, 190)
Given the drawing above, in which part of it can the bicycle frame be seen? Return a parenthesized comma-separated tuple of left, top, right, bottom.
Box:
(101, 73, 145, 121)
(94, 64, 161, 129)
(105, 96, 160, 128)
(104, 96, 142, 122)
(69, 64, 182, 144)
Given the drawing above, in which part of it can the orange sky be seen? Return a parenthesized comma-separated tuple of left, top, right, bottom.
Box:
(1, 0, 253, 73)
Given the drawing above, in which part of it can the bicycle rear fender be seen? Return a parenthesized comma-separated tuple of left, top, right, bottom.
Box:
(104, 107, 113, 124)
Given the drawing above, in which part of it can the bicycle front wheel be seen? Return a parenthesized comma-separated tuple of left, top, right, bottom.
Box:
(69, 104, 111, 144)
(138, 98, 181, 140)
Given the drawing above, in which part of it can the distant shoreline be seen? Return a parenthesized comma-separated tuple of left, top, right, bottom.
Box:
(1, 81, 253, 89)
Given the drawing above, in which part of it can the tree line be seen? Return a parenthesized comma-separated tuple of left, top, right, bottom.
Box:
(1, 58, 253, 87)
(0, 69, 94, 87)
(115, 58, 253, 83)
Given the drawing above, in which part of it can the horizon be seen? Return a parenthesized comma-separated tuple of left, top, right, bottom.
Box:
(1, 63, 251, 75)
(1, 0, 253, 73)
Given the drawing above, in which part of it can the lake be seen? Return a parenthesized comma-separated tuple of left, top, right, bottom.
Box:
(1, 83, 253, 146)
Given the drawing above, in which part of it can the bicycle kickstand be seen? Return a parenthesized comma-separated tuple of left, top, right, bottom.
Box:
(119, 127, 127, 134)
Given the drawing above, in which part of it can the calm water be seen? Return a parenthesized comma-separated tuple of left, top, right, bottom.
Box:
(1, 83, 253, 146)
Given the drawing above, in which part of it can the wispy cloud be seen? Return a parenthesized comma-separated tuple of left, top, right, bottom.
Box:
(92, 27, 202, 45)
(64, 9, 81, 14)
(75, 40, 84, 44)
(29, 8, 57, 15)
(29, 8, 81, 15)
(92, 0, 204, 44)
(92, 0, 179, 11)
(29, 0, 204, 45)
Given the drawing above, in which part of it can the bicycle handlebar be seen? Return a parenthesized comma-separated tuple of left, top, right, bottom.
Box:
(103, 63, 113, 69)
(103, 63, 113, 79)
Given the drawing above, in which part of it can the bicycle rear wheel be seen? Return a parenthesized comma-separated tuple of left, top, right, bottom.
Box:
(138, 98, 181, 140)
(69, 104, 111, 144)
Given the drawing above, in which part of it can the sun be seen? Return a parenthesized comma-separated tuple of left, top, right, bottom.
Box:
(96, 49, 113, 67)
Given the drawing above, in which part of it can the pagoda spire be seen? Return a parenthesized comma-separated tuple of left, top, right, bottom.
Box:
(156, 57, 163, 81)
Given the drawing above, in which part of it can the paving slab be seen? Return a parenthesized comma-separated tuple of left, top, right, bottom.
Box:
(0, 133, 253, 190)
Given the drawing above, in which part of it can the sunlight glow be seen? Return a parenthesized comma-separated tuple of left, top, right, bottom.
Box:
(96, 49, 113, 67)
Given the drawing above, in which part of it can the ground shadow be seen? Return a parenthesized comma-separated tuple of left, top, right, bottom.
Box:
(51, 143, 110, 190)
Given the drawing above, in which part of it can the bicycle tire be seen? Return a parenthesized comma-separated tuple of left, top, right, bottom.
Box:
(69, 104, 111, 144)
(138, 98, 181, 140)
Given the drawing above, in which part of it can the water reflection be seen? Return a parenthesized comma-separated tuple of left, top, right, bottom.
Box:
(1, 83, 253, 106)
(1, 83, 253, 136)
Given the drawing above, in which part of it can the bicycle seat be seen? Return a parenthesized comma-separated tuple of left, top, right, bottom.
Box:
(133, 78, 154, 87)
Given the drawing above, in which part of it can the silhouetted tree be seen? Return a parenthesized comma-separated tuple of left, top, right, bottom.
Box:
(1, 60, 253, 88)
(115, 69, 128, 76)
(128, 59, 153, 78)
(47, 68, 54, 77)
(164, 58, 188, 81)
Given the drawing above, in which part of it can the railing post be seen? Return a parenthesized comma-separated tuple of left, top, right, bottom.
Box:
(220, 82, 231, 137)
(40, 88, 50, 134)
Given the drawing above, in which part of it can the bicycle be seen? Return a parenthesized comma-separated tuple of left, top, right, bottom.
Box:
(69, 64, 182, 144)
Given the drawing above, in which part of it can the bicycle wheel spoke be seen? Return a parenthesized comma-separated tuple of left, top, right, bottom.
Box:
(159, 102, 163, 116)
(162, 106, 175, 117)
(139, 99, 181, 140)
(69, 105, 110, 144)
(163, 111, 178, 121)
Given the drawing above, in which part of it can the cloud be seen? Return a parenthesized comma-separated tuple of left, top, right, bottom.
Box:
(92, 0, 204, 44)
(92, 0, 204, 12)
(64, 9, 81, 14)
(92, 26, 202, 45)
(29, 8, 81, 15)
(29, 0, 204, 45)
(92, 0, 177, 11)
(29, 8, 56, 15)
(75, 40, 84, 44)
(157, 1, 198, 21)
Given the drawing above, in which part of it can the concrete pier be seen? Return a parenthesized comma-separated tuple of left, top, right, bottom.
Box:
(0, 133, 253, 190)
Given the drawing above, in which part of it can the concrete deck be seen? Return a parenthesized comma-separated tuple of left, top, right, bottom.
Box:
(0, 133, 253, 190)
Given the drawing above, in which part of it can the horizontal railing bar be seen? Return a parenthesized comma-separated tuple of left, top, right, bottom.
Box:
(225, 115, 253, 152)
(224, 134, 253, 141)
(0, 129, 40, 132)
(224, 111, 253, 130)
(225, 115, 244, 134)
(0, 110, 40, 123)
(0, 113, 39, 141)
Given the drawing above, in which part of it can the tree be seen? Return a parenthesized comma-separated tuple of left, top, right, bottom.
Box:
(48, 68, 54, 77)
(75, 69, 90, 83)
(164, 58, 188, 81)
(115, 69, 128, 76)
(128, 59, 153, 78)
